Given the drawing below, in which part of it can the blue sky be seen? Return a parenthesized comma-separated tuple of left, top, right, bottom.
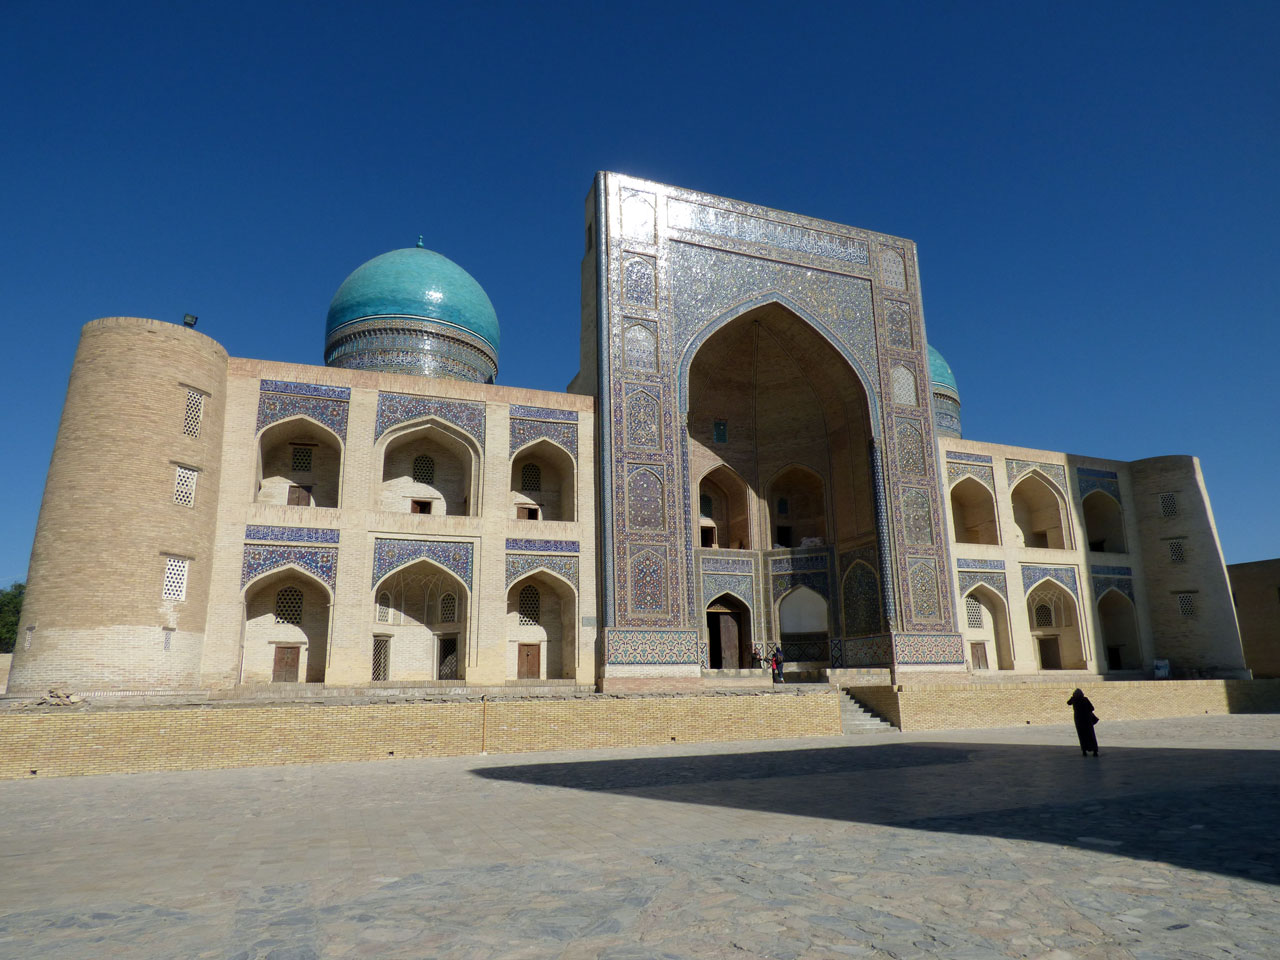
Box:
(2, 0, 1277, 584)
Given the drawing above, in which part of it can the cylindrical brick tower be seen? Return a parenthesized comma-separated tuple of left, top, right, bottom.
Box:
(9, 317, 228, 693)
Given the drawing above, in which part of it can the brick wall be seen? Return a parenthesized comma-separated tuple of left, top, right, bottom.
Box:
(849, 679, 1280, 732)
(0, 691, 841, 780)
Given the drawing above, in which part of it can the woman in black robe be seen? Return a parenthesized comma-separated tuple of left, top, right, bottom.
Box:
(1067, 688, 1099, 756)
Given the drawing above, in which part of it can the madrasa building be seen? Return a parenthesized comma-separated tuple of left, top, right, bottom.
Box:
(7, 173, 1251, 696)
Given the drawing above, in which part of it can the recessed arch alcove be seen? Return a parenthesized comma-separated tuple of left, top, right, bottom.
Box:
(256, 417, 343, 508)
(685, 301, 880, 559)
(1083, 491, 1126, 553)
(378, 420, 479, 516)
(241, 567, 332, 683)
(372, 558, 470, 681)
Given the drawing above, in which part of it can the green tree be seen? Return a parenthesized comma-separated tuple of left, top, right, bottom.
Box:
(0, 582, 23, 654)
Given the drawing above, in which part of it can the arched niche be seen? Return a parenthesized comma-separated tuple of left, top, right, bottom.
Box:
(684, 300, 878, 558)
(778, 585, 829, 668)
(505, 570, 577, 679)
(511, 439, 576, 522)
(1083, 491, 1126, 553)
(373, 558, 470, 682)
(950, 477, 999, 545)
(242, 567, 331, 683)
(768, 465, 827, 549)
(256, 417, 343, 508)
(1098, 589, 1141, 671)
(697, 464, 751, 549)
(1011, 473, 1069, 549)
(379, 420, 478, 517)
(705, 592, 754, 669)
(961, 584, 1013, 671)
(1027, 580, 1085, 670)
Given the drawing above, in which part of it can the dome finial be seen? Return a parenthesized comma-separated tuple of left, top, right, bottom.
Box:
(416, 235, 424, 249)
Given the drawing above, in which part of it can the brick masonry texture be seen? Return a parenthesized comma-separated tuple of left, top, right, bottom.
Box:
(0, 691, 840, 780)
(848, 679, 1280, 732)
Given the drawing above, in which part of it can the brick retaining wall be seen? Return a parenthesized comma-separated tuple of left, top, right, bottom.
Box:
(849, 679, 1280, 732)
(0, 691, 842, 780)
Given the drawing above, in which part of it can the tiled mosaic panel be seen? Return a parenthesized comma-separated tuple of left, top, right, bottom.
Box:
(504, 539, 579, 553)
(958, 570, 1008, 601)
(840, 634, 893, 666)
(901, 488, 935, 545)
(701, 573, 754, 609)
(947, 463, 995, 490)
(621, 190, 657, 242)
(907, 559, 941, 619)
(884, 301, 913, 349)
(374, 393, 485, 444)
(260, 380, 350, 401)
(622, 256, 656, 307)
(605, 629, 700, 665)
(244, 525, 340, 544)
(771, 571, 829, 600)
(957, 558, 1006, 570)
(769, 552, 828, 574)
(624, 387, 660, 449)
(326, 327, 496, 383)
(506, 554, 579, 590)
(624, 322, 658, 372)
(890, 363, 918, 406)
(1092, 575, 1135, 602)
(372, 538, 473, 589)
(701, 555, 754, 574)
(626, 468, 665, 528)
(879, 246, 907, 290)
(947, 452, 993, 464)
(1077, 466, 1122, 501)
(894, 418, 926, 476)
(629, 548, 667, 614)
(256, 391, 349, 441)
(895, 633, 964, 665)
(667, 197, 870, 266)
(509, 405, 578, 422)
(933, 396, 962, 438)
(1021, 564, 1079, 599)
(1091, 565, 1132, 576)
(842, 562, 882, 635)
(510, 418, 577, 459)
(241, 545, 338, 590)
(1006, 459, 1069, 494)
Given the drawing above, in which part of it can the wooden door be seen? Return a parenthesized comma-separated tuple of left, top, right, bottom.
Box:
(517, 644, 540, 679)
(718, 613, 740, 669)
(438, 636, 459, 680)
(273, 645, 300, 682)
(1038, 636, 1062, 670)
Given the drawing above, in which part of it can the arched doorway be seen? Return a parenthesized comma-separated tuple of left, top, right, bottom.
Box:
(962, 585, 1013, 671)
(1098, 589, 1141, 670)
(505, 571, 578, 679)
(1027, 580, 1085, 670)
(242, 568, 332, 683)
(705, 593, 753, 669)
(778, 586, 830, 665)
(373, 559, 469, 681)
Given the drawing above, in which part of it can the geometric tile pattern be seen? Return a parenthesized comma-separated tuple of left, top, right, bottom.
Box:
(1091, 565, 1132, 576)
(372, 538, 474, 589)
(260, 380, 351, 401)
(241, 545, 338, 590)
(510, 417, 577, 459)
(947, 462, 996, 490)
(244, 525, 340, 544)
(1021, 564, 1079, 599)
(946, 451, 992, 464)
(605, 629, 701, 665)
(504, 539, 579, 553)
(256, 384, 350, 441)
(958, 570, 1008, 601)
(506, 553, 579, 590)
(839, 634, 894, 666)
(508, 405, 578, 422)
(702, 573, 754, 609)
(374, 392, 486, 445)
(895, 633, 964, 664)
(956, 558, 1006, 570)
(1006, 459, 1068, 494)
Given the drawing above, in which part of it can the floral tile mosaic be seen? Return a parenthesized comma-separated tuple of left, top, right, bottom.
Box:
(508, 405, 578, 422)
(372, 538, 473, 589)
(374, 392, 485, 445)
(241, 545, 338, 590)
(604, 628, 701, 665)
(1093, 575, 1135, 602)
(1021, 564, 1079, 598)
(510, 418, 577, 459)
(946, 451, 992, 464)
(702, 573, 754, 608)
(895, 633, 964, 665)
(956, 558, 1005, 570)
(1007, 459, 1069, 495)
(256, 390, 349, 441)
(506, 554, 579, 590)
(244, 525, 339, 544)
(259, 380, 350, 401)
(1077, 466, 1122, 501)
(958, 570, 1007, 600)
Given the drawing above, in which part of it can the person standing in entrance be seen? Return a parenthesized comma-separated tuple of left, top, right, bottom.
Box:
(1067, 688, 1099, 756)
(770, 648, 785, 683)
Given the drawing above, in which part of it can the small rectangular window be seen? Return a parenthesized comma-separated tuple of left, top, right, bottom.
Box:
(372, 637, 390, 681)
(1177, 593, 1196, 617)
(173, 466, 198, 506)
(776, 526, 793, 548)
(713, 420, 728, 444)
(1159, 493, 1178, 518)
(517, 505, 540, 521)
(291, 446, 313, 473)
(411, 500, 433, 514)
(1169, 539, 1185, 563)
(182, 390, 204, 437)
(287, 485, 312, 507)
(162, 628, 174, 652)
(162, 557, 188, 601)
(970, 642, 989, 670)
(701, 527, 716, 547)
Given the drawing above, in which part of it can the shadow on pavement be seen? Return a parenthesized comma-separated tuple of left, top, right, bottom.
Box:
(475, 741, 1280, 885)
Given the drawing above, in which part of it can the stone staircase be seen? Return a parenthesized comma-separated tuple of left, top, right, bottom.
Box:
(840, 690, 897, 734)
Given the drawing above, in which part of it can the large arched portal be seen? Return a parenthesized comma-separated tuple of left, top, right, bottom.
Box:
(686, 302, 880, 564)
(373, 559, 469, 682)
(705, 593, 753, 669)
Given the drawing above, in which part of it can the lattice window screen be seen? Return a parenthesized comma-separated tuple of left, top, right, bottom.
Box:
(275, 586, 303, 624)
(413, 455, 436, 485)
(182, 391, 204, 437)
(1034, 603, 1053, 627)
(440, 593, 457, 623)
(1177, 593, 1196, 617)
(965, 596, 984, 628)
(376, 592, 391, 623)
(291, 447, 313, 473)
(521, 463, 542, 492)
(173, 466, 198, 506)
(518, 584, 540, 625)
(1160, 493, 1178, 518)
(1169, 539, 1186, 563)
(372, 637, 390, 681)
(162, 557, 188, 601)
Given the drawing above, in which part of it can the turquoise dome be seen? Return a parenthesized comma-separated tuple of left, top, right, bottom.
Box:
(927, 344, 958, 397)
(324, 244, 500, 383)
(326, 246, 499, 352)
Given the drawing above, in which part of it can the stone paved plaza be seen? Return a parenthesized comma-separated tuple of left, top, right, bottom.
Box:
(0, 715, 1277, 959)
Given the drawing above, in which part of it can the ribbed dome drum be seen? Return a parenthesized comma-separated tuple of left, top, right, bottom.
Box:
(927, 344, 962, 439)
(324, 244, 500, 383)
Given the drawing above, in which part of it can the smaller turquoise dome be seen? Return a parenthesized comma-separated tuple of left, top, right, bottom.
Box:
(927, 345, 959, 398)
(326, 246, 499, 352)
